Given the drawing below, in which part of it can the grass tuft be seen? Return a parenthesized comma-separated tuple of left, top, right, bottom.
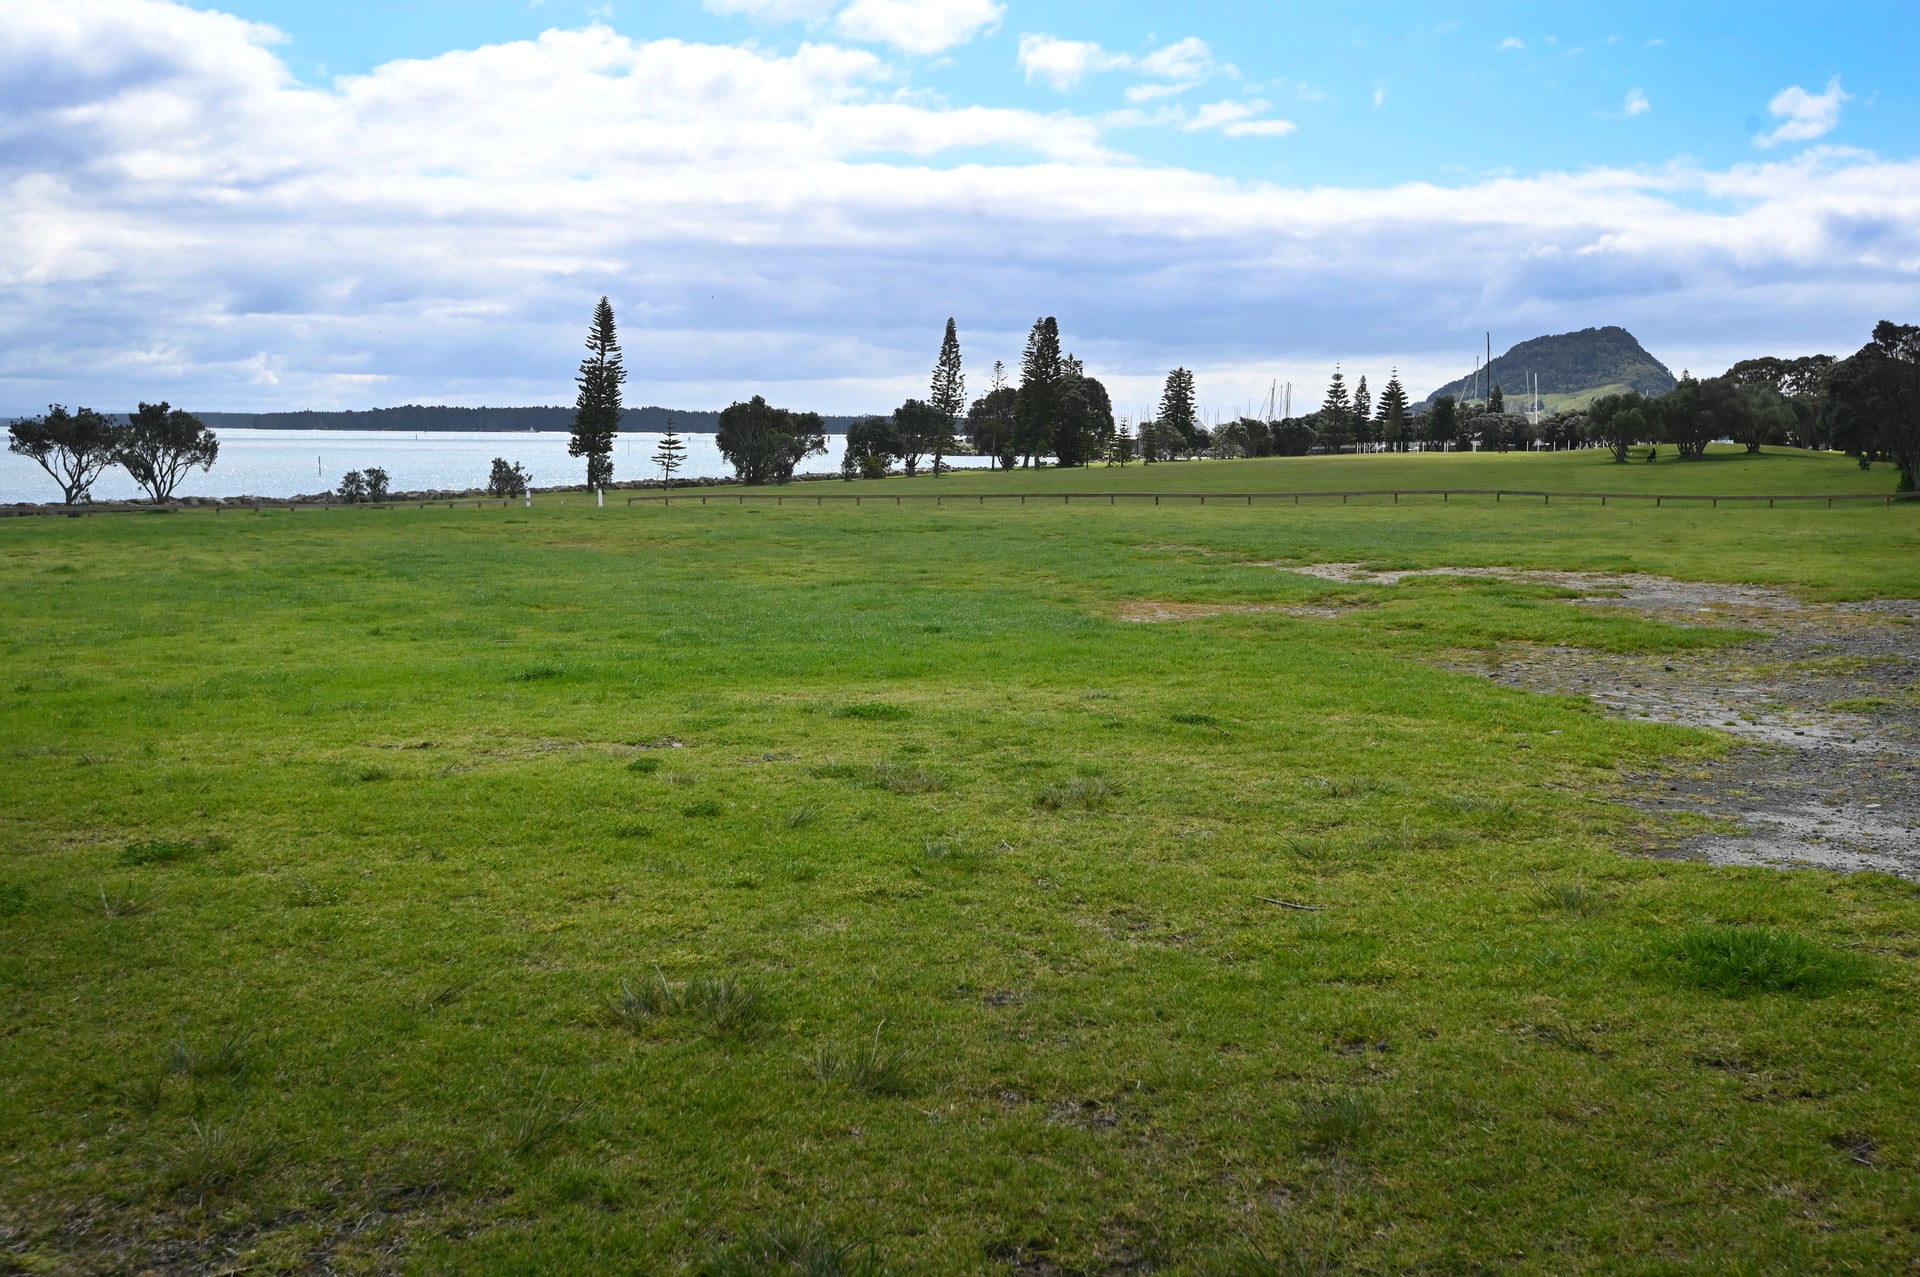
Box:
(834, 704, 913, 722)
(157, 1119, 277, 1197)
(508, 1071, 591, 1158)
(1035, 776, 1117, 811)
(1532, 873, 1606, 918)
(511, 664, 567, 682)
(784, 805, 821, 830)
(0, 881, 28, 917)
(79, 883, 154, 919)
(868, 762, 949, 795)
(1662, 926, 1869, 997)
(804, 1026, 919, 1097)
(168, 1029, 256, 1083)
(1298, 1093, 1378, 1153)
(700, 1224, 888, 1277)
(120, 837, 221, 867)
(609, 971, 771, 1039)
(683, 798, 725, 818)
(628, 755, 664, 774)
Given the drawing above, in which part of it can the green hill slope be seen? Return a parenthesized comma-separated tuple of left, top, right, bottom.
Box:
(1421, 327, 1678, 410)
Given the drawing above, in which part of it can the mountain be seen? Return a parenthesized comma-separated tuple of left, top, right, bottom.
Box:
(1419, 327, 1678, 412)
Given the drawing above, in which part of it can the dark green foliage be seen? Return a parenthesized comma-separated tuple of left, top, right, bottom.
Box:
(363, 467, 390, 501)
(569, 296, 625, 489)
(628, 755, 663, 774)
(7, 405, 121, 504)
(0, 881, 27, 916)
(1827, 321, 1920, 491)
(336, 470, 368, 503)
(1422, 395, 1458, 448)
(1055, 364, 1114, 468)
(700, 1225, 887, 1277)
(889, 399, 944, 477)
(1422, 326, 1678, 408)
(1487, 384, 1504, 416)
(1662, 927, 1869, 997)
(1584, 392, 1649, 462)
(487, 457, 532, 498)
(1318, 369, 1354, 452)
(1376, 370, 1410, 449)
(117, 403, 217, 502)
(928, 318, 965, 473)
(840, 416, 898, 479)
(1157, 367, 1199, 456)
(1016, 318, 1064, 466)
(683, 799, 724, 818)
(717, 396, 827, 485)
(964, 384, 1018, 470)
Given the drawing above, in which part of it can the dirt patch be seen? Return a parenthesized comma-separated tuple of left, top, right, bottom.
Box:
(1353, 569, 1920, 878)
(1117, 600, 1350, 622)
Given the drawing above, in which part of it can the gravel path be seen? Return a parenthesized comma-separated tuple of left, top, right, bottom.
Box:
(1277, 565, 1920, 878)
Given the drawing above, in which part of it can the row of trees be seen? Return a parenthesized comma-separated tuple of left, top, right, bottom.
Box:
(7, 403, 218, 504)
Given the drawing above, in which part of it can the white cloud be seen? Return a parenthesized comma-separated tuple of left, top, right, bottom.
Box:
(703, 0, 837, 18)
(1017, 34, 1127, 90)
(1137, 37, 1214, 82)
(1183, 99, 1293, 137)
(1756, 76, 1850, 148)
(835, 0, 1003, 55)
(1624, 88, 1651, 117)
(1499, 37, 1525, 51)
(1372, 86, 1387, 108)
(1223, 119, 1297, 139)
(2, 1, 1916, 423)
(1019, 33, 1215, 95)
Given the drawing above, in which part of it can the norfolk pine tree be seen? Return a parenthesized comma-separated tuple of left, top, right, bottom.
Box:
(1157, 369, 1198, 456)
(1376, 370, 1410, 451)
(569, 296, 625, 490)
(929, 318, 965, 474)
(653, 419, 687, 490)
(1016, 318, 1064, 466)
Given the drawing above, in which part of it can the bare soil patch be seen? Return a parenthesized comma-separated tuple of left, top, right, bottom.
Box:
(1271, 565, 1920, 878)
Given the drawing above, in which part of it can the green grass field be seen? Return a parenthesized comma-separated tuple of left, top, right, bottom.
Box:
(3, 447, 1918, 1273)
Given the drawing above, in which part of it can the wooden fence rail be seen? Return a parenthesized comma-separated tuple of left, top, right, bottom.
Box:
(5, 489, 1915, 518)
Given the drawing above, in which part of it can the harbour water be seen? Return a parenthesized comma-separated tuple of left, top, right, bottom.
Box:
(0, 429, 994, 503)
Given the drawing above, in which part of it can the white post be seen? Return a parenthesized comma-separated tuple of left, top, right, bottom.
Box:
(525, 491, 532, 508)
(597, 488, 604, 508)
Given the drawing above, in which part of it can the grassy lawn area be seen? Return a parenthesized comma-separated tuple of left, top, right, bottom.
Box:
(3, 449, 1918, 1273)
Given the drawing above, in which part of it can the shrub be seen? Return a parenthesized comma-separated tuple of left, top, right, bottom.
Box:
(364, 467, 390, 501)
(488, 457, 532, 498)
(335, 470, 368, 503)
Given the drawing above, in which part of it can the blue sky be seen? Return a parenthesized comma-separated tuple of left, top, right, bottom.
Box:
(3, 0, 1917, 419)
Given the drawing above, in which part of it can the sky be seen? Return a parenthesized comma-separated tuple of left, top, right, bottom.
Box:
(3, 0, 1918, 421)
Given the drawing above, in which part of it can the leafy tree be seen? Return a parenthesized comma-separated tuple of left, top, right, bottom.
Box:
(7, 405, 121, 504)
(1016, 318, 1064, 466)
(1424, 395, 1459, 450)
(1827, 321, 1920, 491)
(487, 458, 531, 497)
(1353, 375, 1372, 447)
(1138, 417, 1160, 464)
(364, 467, 390, 501)
(1488, 384, 1505, 416)
(716, 396, 826, 485)
(891, 399, 944, 476)
(653, 421, 687, 489)
(117, 402, 217, 502)
(1272, 417, 1317, 456)
(1055, 362, 1114, 467)
(1109, 421, 1135, 466)
(928, 318, 965, 474)
(1157, 368, 1198, 456)
(568, 296, 625, 490)
(964, 386, 1018, 470)
(1585, 392, 1649, 463)
(1376, 370, 1410, 452)
(336, 470, 368, 503)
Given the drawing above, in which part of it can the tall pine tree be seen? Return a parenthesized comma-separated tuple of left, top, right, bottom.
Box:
(1319, 366, 1353, 452)
(1353, 375, 1376, 451)
(1157, 368, 1198, 457)
(1015, 317, 1063, 467)
(1376, 369, 1410, 452)
(929, 318, 965, 475)
(652, 418, 686, 490)
(569, 296, 625, 490)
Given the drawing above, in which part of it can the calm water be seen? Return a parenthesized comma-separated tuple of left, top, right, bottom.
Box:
(0, 429, 993, 503)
